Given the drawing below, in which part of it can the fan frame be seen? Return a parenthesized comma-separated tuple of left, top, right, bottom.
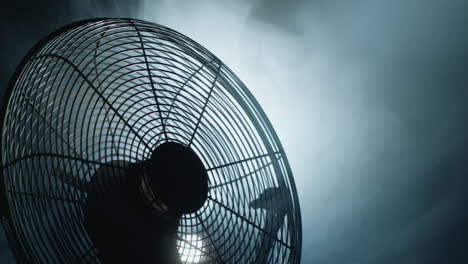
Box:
(0, 18, 302, 263)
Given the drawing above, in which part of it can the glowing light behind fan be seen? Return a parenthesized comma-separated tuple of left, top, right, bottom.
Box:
(178, 234, 203, 263)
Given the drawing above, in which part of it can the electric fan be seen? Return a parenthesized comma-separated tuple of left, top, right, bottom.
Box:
(0, 18, 302, 263)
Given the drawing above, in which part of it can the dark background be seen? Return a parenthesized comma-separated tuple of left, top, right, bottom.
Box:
(1, 0, 468, 263)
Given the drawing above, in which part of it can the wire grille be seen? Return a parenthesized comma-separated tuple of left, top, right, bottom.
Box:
(0, 18, 301, 263)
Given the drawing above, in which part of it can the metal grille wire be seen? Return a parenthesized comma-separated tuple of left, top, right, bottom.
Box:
(0, 18, 301, 263)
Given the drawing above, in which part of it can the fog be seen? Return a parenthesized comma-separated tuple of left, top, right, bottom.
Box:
(1, 0, 468, 262)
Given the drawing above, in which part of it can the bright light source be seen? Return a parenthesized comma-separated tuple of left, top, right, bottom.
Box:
(179, 234, 203, 263)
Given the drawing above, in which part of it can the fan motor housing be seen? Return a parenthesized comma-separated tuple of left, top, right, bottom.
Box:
(148, 141, 208, 215)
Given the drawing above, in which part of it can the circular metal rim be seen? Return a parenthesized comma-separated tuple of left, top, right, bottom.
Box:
(0, 18, 302, 263)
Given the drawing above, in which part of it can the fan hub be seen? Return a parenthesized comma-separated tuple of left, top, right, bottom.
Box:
(147, 142, 208, 215)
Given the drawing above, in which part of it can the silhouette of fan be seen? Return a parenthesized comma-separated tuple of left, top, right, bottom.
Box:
(0, 18, 301, 263)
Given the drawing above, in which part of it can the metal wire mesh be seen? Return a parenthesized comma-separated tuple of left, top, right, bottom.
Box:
(0, 18, 301, 263)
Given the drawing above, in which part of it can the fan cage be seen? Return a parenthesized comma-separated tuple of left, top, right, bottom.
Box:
(0, 18, 301, 263)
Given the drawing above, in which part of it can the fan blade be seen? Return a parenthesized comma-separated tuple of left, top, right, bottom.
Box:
(250, 187, 290, 263)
